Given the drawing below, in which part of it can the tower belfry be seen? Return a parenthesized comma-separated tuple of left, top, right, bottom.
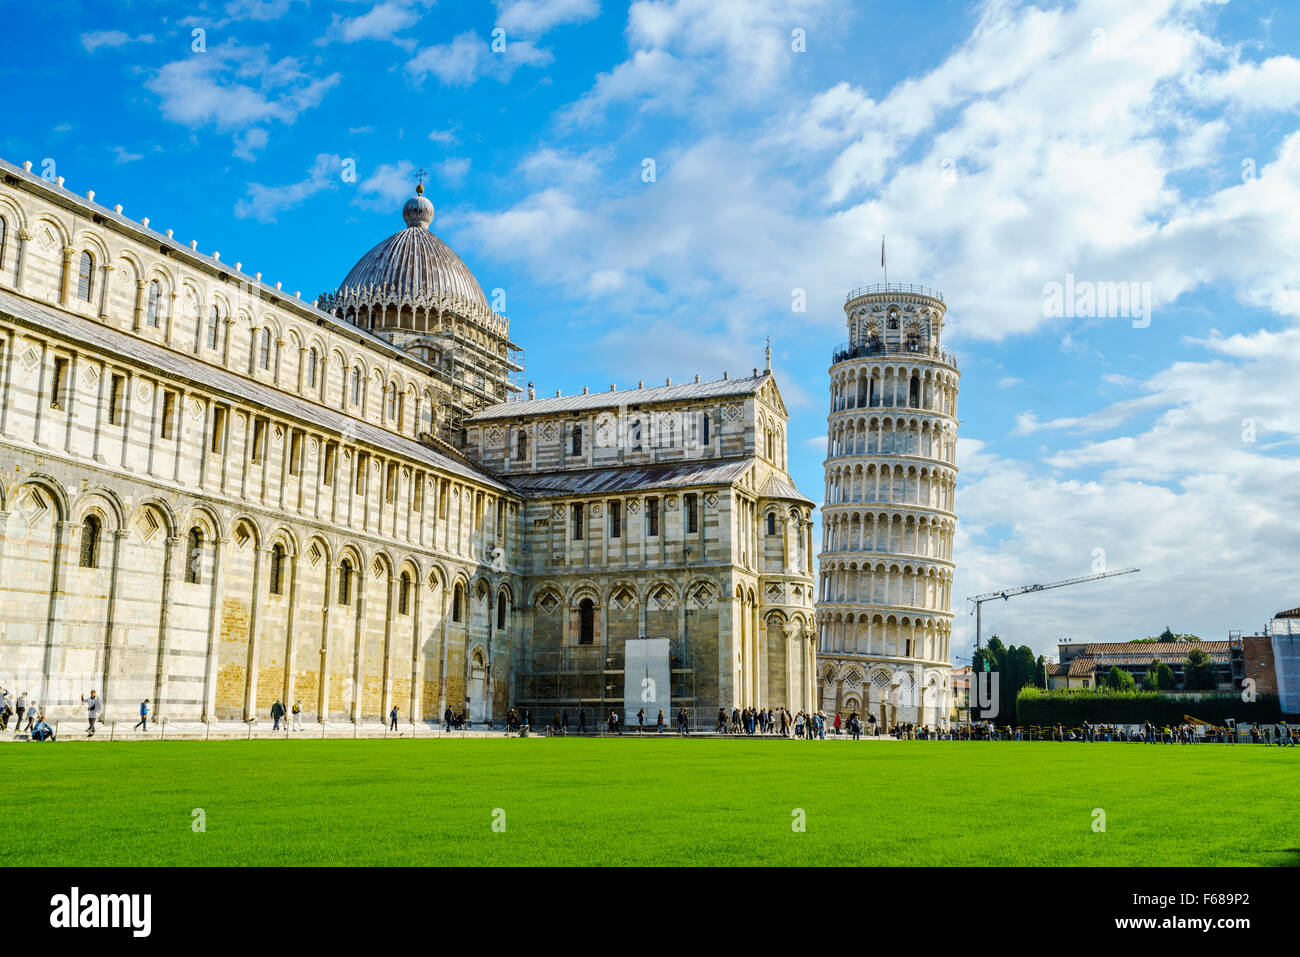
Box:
(815, 281, 959, 727)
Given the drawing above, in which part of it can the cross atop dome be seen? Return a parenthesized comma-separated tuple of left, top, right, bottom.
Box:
(402, 175, 435, 229)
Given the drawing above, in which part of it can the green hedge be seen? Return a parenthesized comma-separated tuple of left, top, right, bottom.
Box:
(1015, 687, 1283, 726)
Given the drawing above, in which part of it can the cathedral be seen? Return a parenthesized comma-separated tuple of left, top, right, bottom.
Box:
(0, 157, 819, 727)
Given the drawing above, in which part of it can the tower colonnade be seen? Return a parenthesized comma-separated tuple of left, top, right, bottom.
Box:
(815, 283, 958, 727)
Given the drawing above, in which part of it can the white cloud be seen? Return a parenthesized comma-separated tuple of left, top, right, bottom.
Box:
(234, 153, 342, 222)
(406, 31, 553, 86)
(320, 1, 427, 51)
(111, 146, 143, 164)
(495, 0, 600, 35)
(355, 160, 419, 213)
(437, 157, 471, 185)
(1190, 54, 1300, 111)
(560, 0, 835, 125)
(145, 41, 340, 153)
(81, 30, 155, 52)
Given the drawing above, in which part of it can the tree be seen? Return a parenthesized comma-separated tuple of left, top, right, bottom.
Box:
(1182, 648, 1217, 690)
(1159, 626, 1176, 643)
(1142, 661, 1161, 691)
(1105, 665, 1136, 691)
(969, 636, 1039, 719)
(1155, 662, 1175, 691)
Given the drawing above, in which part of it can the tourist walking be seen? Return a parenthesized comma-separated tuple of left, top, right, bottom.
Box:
(292, 700, 303, 731)
(270, 699, 286, 731)
(134, 698, 149, 732)
(656, 709, 665, 733)
(13, 691, 27, 733)
(389, 706, 399, 731)
(637, 707, 646, 733)
(0, 687, 11, 730)
(81, 690, 103, 736)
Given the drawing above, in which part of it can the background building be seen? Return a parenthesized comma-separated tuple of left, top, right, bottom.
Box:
(1049, 639, 1239, 691)
(815, 283, 958, 727)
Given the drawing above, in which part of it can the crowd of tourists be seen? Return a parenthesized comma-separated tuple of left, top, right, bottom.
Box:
(0, 686, 53, 740)
(929, 718, 1296, 744)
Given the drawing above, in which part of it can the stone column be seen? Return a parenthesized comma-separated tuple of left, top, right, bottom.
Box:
(152, 534, 183, 716)
(350, 579, 366, 724)
(436, 580, 450, 720)
(13, 229, 31, 290)
(200, 537, 227, 723)
(39, 520, 72, 711)
(317, 561, 333, 724)
(409, 577, 423, 723)
(380, 570, 395, 721)
(281, 552, 299, 710)
(242, 543, 265, 721)
(58, 246, 75, 305)
(131, 278, 145, 330)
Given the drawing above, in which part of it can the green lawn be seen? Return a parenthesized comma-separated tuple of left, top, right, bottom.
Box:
(3, 738, 1297, 866)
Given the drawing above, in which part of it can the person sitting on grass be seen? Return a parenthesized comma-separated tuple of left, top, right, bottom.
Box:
(31, 714, 54, 742)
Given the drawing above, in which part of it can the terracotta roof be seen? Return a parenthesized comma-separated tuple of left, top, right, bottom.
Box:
(1067, 658, 1097, 677)
(1081, 641, 1230, 657)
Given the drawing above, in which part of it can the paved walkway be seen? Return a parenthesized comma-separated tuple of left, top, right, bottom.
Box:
(1, 720, 906, 743)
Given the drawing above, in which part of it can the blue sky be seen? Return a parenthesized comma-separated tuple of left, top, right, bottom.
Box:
(3, 0, 1299, 662)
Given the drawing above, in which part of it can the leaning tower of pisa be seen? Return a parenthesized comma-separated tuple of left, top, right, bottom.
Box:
(815, 283, 958, 729)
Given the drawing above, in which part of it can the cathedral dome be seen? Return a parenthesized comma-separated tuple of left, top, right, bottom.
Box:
(334, 184, 489, 311)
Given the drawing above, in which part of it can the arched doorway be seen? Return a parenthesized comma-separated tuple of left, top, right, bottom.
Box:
(468, 649, 487, 723)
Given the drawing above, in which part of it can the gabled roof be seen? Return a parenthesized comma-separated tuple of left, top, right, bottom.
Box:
(0, 290, 512, 493)
(1082, 642, 1231, 656)
(467, 372, 770, 421)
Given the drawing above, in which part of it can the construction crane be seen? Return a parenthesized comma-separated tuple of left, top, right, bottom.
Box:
(967, 567, 1140, 652)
